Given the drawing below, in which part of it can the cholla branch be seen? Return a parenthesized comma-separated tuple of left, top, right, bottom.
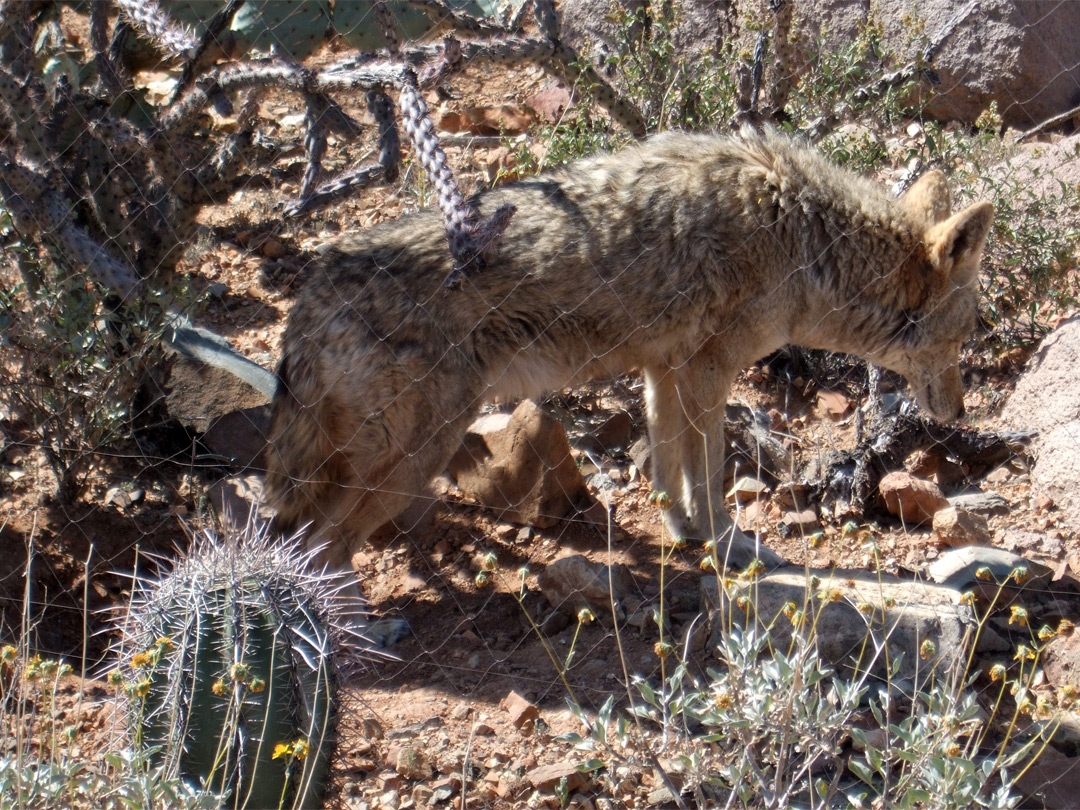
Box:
(0, 159, 142, 299)
(207, 88, 261, 179)
(398, 76, 469, 245)
(283, 165, 387, 218)
(544, 41, 646, 136)
(91, 0, 127, 97)
(301, 96, 330, 198)
(173, 0, 247, 103)
(374, 0, 402, 54)
(114, 0, 198, 59)
(399, 73, 515, 283)
(368, 89, 401, 182)
(0, 69, 49, 169)
(533, 0, 560, 42)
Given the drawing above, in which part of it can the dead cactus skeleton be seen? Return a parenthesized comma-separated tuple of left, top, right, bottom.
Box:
(0, 0, 645, 295)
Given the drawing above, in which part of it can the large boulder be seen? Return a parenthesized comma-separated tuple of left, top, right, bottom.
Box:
(557, 0, 1080, 127)
(1001, 316, 1080, 538)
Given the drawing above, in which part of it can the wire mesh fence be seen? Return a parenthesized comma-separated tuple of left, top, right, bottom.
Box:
(1, 0, 1079, 807)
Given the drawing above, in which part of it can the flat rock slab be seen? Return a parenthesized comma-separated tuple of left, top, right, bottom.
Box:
(701, 570, 986, 684)
(927, 546, 1054, 591)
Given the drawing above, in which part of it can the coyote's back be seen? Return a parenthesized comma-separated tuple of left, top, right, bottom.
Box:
(266, 127, 993, 577)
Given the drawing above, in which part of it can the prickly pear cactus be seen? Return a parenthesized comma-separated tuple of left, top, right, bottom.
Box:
(116, 519, 359, 809)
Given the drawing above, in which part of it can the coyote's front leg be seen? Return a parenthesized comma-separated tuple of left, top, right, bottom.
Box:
(644, 359, 785, 571)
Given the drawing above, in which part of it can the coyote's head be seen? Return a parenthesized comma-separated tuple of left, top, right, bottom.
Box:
(876, 172, 994, 421)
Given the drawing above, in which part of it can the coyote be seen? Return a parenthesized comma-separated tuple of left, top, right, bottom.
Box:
(266, 126, 994, 577)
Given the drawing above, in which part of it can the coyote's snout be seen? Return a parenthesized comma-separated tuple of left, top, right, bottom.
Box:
(266, 127, 994, 579)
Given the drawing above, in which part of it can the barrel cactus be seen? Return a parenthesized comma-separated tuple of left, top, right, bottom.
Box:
(115, 518, 361, 809)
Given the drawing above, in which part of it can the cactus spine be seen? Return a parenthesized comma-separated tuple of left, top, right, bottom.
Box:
(118, 519, 358, 809)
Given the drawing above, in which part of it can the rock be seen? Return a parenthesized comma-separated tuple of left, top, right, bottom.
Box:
(1041, 630, 1080, 693)
(446, 400, 593, 529)
(927, 546, 1054, 591)
(527, 761, 588, 793)
(774, 482, 811, 510)
(815, 390, 851, 419)
(727, 476, 767, 504)
(947, 490, 1010, 517)
(1016, 756, 1080, 810)
(931, 506, 990, 547)
(628, 436, 652, 478)
(524, 82, 573, 123)
(879, 471, 948, 525)
(591, 409, 633, 453)
(558, 0, 1080, 128)
(905, 449, 939, 478)
(105, 486, 144, 509)
(1001, 315, 1080, 536)
(500, 691, 540, 733)
(701, 570, 986, 684)
(163, 338, 272, 434)
(394, 746, 433, 780)
(998, 529, 1064, 560)
(201, 405, 271, 470)
(781, 508, 819, 534)
(537, 555, 636, 616)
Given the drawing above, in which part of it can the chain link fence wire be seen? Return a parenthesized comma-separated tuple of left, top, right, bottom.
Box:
(0, 0, 1078, 780)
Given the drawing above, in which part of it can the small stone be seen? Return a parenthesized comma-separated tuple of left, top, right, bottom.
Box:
(985, 466, 1012, 484)
(105, 486, 144, 509)
(948, 490, 1010, 516)
(905, 449, 939, 478)
(629, 436, 652, 479)
(816, 390, 852, 419)
(1035, 493, 1056, 513)
(472, 721, 495, 736)
(781, 508, 819, 533)
(411, 785, 434, 806)
(879, 471, 948, 525)
(260, 238, 287, 258)
(379, 789, 400, 810)
(527, 762, 588, 793)
(932, 506, 990, 547)
(727, 476, 768, 504)
(394, 746, 432, 780)
(501, 691, 540, 733)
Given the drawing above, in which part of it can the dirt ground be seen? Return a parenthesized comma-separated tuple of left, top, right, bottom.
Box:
(2, 30, 1079, 810)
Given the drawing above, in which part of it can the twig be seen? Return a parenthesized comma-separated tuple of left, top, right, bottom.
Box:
(1018, 101, 1080, 141)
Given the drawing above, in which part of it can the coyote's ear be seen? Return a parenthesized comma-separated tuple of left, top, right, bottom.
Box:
(898, 169, 950, 223)
(902, 170, 951, 224)
(926, 201, 995, 282)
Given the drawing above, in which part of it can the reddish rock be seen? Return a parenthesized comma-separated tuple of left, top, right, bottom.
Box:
(446, 400, 593, 528)
(782, 508, 819, 534)
(527, 761, 588, 793)
(816, 390, 851, 419)
(500, 691, 540, 733)
(932, 506, 990, 547)
(879, 471, 948, 525)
